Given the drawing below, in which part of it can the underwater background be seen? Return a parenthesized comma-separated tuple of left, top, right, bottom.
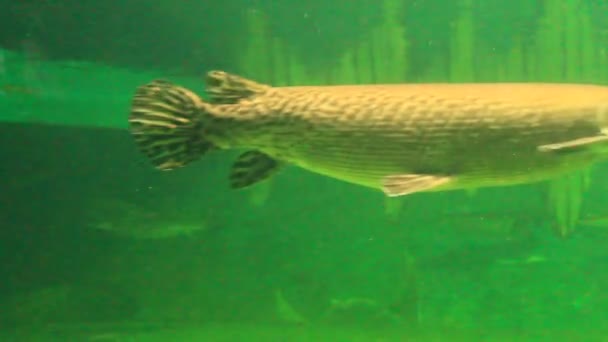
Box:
(2, 0, 608, 341)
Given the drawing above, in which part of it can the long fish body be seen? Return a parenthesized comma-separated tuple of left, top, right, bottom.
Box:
(128, 71, 608, 197)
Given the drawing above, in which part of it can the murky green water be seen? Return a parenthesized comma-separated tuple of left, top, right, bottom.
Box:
(2, 1, 608, 341)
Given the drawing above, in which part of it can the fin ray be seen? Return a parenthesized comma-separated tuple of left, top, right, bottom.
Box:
(382, 174, 452, 197)
(537, 134, 608, 153)
(205, 70, 270, 104)
(129, 80, 213, 171)
(230, 151, 282, 189)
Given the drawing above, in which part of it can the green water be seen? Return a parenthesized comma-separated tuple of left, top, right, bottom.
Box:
(2, 0, 608, 341)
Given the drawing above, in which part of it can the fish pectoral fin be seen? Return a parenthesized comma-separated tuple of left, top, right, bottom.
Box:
(229, 151, 282, 189)
(381, 174, 452, 197)
(537, 134, 608, 153)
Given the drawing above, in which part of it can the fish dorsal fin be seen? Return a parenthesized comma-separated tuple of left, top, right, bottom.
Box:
(206, 70, 270, 104)
(229, 151, 282, 189)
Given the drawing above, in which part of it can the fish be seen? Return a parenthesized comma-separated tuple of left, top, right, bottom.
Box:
(127, 70, 608, 197)
(90, 221, 206, 240)
(86, 198, 208, 240)
(0, 84, 38, 96)
(578, 215, 608, 228)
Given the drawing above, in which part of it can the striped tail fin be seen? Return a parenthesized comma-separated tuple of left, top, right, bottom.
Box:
(128, 80, 214, 171)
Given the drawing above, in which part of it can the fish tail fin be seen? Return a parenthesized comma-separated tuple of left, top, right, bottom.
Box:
(128, 80, 215, 171)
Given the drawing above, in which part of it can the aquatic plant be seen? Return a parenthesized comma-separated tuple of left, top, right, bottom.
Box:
(449, 0, 474, 82)
(239, 10, 273, 83)
(546, 169, 592, 237)
(236, 0, 605, 233)
(534, 0, 597, 236)
(274, 289, 307, 325)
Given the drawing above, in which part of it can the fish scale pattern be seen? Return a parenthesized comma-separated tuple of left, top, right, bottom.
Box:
(206, 80, 608, 192)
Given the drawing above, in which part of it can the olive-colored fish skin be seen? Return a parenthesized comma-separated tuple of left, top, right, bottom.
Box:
(129, 70, 608, 196)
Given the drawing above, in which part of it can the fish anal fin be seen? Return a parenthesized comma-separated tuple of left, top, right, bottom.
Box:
(538, 134, 608, 153)
(206, 70, 271, 104)
(381, 174, 452, 197)
(230, 151, 282, 189)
